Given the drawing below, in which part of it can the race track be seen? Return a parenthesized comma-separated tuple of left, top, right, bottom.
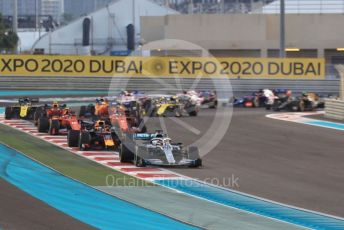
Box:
(0, 179, 93, 230)
(146, 108, 344, 217)
(1, 103, 343, 228)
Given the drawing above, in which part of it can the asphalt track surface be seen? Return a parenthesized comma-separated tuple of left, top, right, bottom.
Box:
(146, 108, 344, 217)
(1, 107, 343, 228)
(0, 179, 94, 230)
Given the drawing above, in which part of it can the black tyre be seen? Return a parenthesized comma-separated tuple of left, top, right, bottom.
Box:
(68, 130, 80, 147)
(119, 141, 134, 163)
(111, 131, 121, 146)
(38, 117, 49, 133)
(134, 154, 146, 167)
(79, 106, 87, 117)
(79, 131, 91, 150)
(209, 100, 218, 109)
(188, 110, 197, 116)
(27, 107, 37, 120)
(49, 119, 60, 135)
(140, 124, 147, 133)
(34, 107, 44, 125)
(299, 100, 305, 112)
(188, 146, 202, 167)
(5, 107, 12, 120)
(253, 96, 260, 107)
(174, 108, 182, 117)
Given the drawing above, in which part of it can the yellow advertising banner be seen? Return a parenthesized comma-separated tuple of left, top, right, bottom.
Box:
(0, 55, 325, 79)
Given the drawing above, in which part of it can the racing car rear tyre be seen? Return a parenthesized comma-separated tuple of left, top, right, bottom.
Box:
(188, 146, 202, 167)
(49, 119, 60, 135)
(34, 107, 44, 125)
(79, 106, 87, 117)
(119, 141, 134, 163)
(38, 117, 49, 133)
(68, 130, 80, 147)
(79, 131, 91, 150)
(189, 111, 197, 116)
(5, 107, 12, 120)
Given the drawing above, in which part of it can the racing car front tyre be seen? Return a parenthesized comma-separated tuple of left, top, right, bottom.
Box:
(188, 111, 197, 116)
(119, 141, 134, 163)
(38, 117, 49, 133)
(68, 130, 80, 147)
(134, 155, 146, 167)
(5, 107, 12, 120)
(188, 146, 202, 168)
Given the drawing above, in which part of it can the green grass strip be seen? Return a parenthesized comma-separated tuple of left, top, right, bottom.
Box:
(0, 123, 151, 186)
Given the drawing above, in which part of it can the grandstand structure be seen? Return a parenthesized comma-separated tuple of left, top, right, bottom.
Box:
(151, 0, 275, 14)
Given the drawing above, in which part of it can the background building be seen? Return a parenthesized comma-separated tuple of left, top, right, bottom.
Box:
(41, 0, 64, 22)
(32, 0, 178, 55)
(63, 0, 114, 19)
(0, 0, 63, 23)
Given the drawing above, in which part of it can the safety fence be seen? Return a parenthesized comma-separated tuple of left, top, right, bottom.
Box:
(0, 76, 340, 95)
(325, 99, 344, 120)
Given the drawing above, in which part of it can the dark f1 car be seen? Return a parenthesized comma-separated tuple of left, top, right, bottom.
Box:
(67, 120, 119, 150)
(273, 92, 325, 112)
(232, 89, 289, 109)
(119, 131, 202, 167)
(198, 90, 218, 108)
(143, 95, 199, 117)
(5, 98, 39, 120)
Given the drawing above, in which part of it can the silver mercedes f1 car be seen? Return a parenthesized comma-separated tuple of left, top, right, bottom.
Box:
(119, 131, 202, 167)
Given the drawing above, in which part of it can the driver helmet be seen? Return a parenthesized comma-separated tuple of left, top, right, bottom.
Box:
(286, 90, 292, 97)
(95, 120, 105, 128)
(52, 101, 59, 109)
(152, 138, 163, 146)
(163, 138, 171, 145)
(63, 108, 70, 115)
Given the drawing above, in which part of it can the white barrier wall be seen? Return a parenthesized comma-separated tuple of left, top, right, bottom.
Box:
(325, 99, 344, 121)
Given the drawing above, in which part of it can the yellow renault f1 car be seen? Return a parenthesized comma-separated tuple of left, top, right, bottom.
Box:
(5, 98, 39, 120)
(149, 96, 199, 117)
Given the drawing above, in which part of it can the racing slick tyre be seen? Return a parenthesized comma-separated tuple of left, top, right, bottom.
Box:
(5, 107, 12, 120)
(67, 130, 80, 147)
(134, 156, 146, 167)
(33, 107, 44, 126)
(253, 96, 260, 108)
(188, 146, 202, 168)
(38, 117, 49, 133)
(134, 146, 147, 167)
(26, 107, 36, 120)
(79, 131, 91, 150)
(209, 100, 218, 109)
(111, 131, 121, 146)
(119, 141, 134, 163)
(174, 108, 182, 117)
(290, 103, 299, 112)
(49, 119, 60, 135)
(79, 106, 87, 117)
(188, 110, 197, 116)
(139, 124, 147, 133)
(299, 100, 305, 112)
